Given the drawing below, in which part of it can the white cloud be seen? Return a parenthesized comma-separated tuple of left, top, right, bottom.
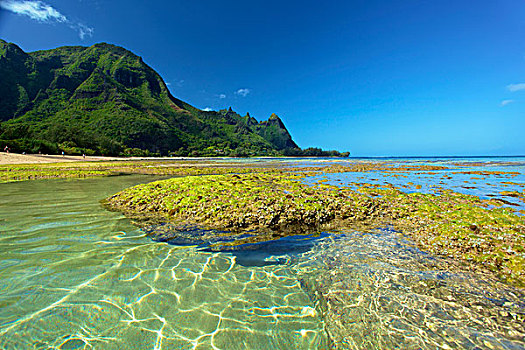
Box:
(507, 83, 525, 92)
(219, 94, 226, 99)
(0, 0, 93, 39)
(235, 88, 250, 97)
(203, 107, 213, 111)
(74, 22, 94, 40)
(500, 99, 514, 106)
(0, 0, 66, 22)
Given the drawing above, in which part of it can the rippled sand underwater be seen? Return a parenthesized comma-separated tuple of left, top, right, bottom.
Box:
(2, 246, 327, 349)
(0, 159, 524, 349)
(0, 176, 328, 349)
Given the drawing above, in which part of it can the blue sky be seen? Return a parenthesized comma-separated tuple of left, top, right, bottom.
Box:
(0, 0, 524, 156)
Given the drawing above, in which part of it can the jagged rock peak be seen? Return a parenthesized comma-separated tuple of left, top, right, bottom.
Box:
(267, 113, 285, 128)
(244, 112, 258, 126)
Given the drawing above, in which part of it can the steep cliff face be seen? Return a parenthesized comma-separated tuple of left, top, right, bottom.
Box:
(0, 39, 299, 156)
(217, 109, 298, 150)
(255, 113, 298, 150)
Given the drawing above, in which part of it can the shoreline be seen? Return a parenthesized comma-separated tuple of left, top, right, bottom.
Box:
(0, 152, 332, 165)
(3, 151, 524, 166)
(0, 152, 200, 165)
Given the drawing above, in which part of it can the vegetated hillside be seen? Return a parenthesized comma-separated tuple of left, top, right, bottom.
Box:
(0, 39, 305, 156)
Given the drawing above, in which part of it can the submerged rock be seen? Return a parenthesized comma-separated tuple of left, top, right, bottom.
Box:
(295, 229, 525, 349)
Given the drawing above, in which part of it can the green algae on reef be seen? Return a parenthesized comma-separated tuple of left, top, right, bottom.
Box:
(106, 171, 525, 287)
(0, 163, 113, 182)
(0, 161, 285, 183)
(0, 159, 454, 183)
(104, 172, 374, 231)
(370, 187, 525, 286)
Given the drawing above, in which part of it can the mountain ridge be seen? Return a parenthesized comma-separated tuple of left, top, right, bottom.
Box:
(0, 39, 348, 157)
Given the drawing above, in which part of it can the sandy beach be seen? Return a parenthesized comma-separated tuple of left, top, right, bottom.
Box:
(0, 152, 123, 165)
(0, 152, 221, 165)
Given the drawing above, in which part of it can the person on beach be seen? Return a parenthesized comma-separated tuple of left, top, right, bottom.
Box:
(4, 146, 9, 153)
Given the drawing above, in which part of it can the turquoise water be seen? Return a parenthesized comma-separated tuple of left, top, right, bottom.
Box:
(306, 161, 525, 210)
(0, 159, 524, 349)
(0, 176, 327, 349)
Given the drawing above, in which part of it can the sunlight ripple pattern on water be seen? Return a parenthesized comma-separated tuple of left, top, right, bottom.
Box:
(0, 176, 327, 349)
(295, 228, 525, 349)
(1, 158, 525, 349)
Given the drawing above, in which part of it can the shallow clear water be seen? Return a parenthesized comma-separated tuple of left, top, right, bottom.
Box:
(0, 176, 327, 349)
(1, 160, 524, 349)
(308, 162, 525, 210)
(295, 229, 525, 349)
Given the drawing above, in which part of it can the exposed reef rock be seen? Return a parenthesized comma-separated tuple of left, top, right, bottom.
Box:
(105, 169, 525, 287)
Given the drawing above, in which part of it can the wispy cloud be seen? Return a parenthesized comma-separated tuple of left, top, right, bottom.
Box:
(507, 83, 525, 92)
(219, 93, 226, 99)
(0, 0, 93, 39)
(203, 107, 213, 111)
(74, 22, 93, 40)
(500, 99, 514, 106)
(235, 88, 251, 97)
(0, 0, 66, 22)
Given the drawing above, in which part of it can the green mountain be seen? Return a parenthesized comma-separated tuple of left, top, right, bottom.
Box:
(0, 39, 299, 156)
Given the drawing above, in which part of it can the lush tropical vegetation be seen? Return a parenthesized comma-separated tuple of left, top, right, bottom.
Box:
(0, 39, 349, 157)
